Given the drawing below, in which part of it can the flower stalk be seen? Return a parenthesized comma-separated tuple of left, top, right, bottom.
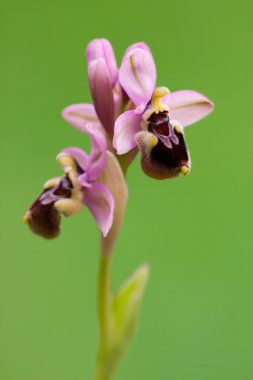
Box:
(95, 252, 113, 380)
(97, 254, 112, 354)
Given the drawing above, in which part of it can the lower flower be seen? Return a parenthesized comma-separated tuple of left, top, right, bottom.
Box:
(24, 145, 114, 239)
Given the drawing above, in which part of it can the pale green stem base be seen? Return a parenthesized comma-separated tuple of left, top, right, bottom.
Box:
(94, 254, 113, 380)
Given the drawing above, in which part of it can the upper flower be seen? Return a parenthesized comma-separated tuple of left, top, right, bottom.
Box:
(61, 39, 214, 180)
(113, 45, 214, 179)
(23, 123, 114, 238)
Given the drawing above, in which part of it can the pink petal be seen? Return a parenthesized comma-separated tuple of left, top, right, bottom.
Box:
(59, 147, 89, 171)
(164, 90, 214, 127)
(119, 48, 156, 109)
(78, 172, 92, 188)
(85, 123, 107, 181)
(86, 38, 118, 87)
(83, 182, 114, 237)
(61, 103, 100, 131)
(62, 105, 108, 181)
(113, 81, 123, 116)
(113, 110, 142, 154)
(88, 58, 115, 137)
(122, 42, 150, 61)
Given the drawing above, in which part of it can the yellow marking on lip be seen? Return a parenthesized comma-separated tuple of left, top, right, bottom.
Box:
(181, 165, 189, 175)
(172, 123, 183, 134)
(144, 133, 158, 149)
(23, 212, 30, 224)
(149, 135, 158, 148)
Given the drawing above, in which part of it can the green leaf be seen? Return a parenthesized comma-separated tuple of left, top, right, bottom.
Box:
(113, 262, 149, 342)
(95, 263, 149, 380)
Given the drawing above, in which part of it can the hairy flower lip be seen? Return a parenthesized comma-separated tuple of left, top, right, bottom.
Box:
(139, 114, 191, 180)
(135, 122, 191, 180)
(24, 205, 61, 240)
(24, 171, 82, 239)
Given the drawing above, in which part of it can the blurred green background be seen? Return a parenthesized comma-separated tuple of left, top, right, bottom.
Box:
(1, 0, 252, 379)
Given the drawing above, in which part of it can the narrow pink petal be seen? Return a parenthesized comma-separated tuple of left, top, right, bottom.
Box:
(88, 58, 115, 137)
(61, 104, 100, 132)
(112, 81, 124, 116)
(85, 123, 107, 181)
(83, 182, 114, 237)
(59, 147, 89, 171)
(122, 42, 150, 61)
(164, 90, 214, 127)
(113, 110, 142, 155)
(119, 48, 156, 108)
(62, 104, 107, 181)
(86, 38, 118, 86)
(62, 105, 108, 181)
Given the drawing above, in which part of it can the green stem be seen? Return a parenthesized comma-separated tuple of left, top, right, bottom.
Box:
(97, 254, 112, 354)
(94, 244, 113, 380)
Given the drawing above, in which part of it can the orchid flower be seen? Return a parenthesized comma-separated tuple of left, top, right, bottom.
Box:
(113, 46, 214, 179)
(23, 124, 114, 238)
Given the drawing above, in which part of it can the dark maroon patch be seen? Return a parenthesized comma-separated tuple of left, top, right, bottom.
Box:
(27, 175, 73, 239)
(147, 111, 189, 175)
